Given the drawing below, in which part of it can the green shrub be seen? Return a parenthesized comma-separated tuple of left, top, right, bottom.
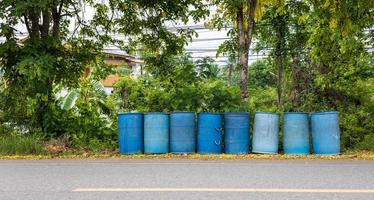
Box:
(354, 134, 374, 151)
(0, 134, 45, 155)
(114, 76, 243, 113)
(247, 87, 278, 113)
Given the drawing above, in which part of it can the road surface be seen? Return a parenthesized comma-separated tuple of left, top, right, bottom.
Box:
(1, 159, 374, 199)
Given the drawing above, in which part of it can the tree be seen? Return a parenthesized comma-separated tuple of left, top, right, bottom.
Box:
(0, 0, 108, 134)
(307, 0, 374, 148)
(255, 0, 310, 109)
(0, 0, 209, 135)
(210, 0, 274, 101)
(307, 0, 374, 106)
(255, 0, 374, 148)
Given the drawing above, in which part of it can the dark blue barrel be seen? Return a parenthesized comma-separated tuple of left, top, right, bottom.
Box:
(118, 113, 143, 154)
(311, 111, 340, 155)
(170, 112, 196, 154)
(144, 112, 169, 154)
(197, 113, 223, 154)
(224, 112, 250, 154)
(252, 112, 279, 154)
(283, 112, 310, 155)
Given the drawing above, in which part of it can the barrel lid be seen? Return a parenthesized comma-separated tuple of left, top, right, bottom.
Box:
(311, 111, 338, 115)
(118, 112, 143, 115)
(255, 111, 279, 115)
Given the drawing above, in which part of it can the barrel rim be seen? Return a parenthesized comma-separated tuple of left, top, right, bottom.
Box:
(255, 111, 279, 115)
(144, 112, 168, 115)
(311, 111, 338, 115)
(283, 112, 309, 114)
(170, 111, 195, 114)
(198, 112, 222, 115)
(224, 112, 249, 115)
(118, 112, 143, 115)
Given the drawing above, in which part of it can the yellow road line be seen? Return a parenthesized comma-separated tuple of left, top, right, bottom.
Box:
(72, 188, 374, 193)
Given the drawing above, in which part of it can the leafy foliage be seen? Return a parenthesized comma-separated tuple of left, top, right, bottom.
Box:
(0, 0, 110, 135)
(113, 54, 243, 113)
(248, 59, 276, 88)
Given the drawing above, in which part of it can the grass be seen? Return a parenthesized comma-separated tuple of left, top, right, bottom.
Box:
(0, 134, 46, 155)
(0, 134, 374, 160)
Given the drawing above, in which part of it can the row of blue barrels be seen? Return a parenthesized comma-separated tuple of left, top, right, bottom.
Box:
(118, 111, 340, 155)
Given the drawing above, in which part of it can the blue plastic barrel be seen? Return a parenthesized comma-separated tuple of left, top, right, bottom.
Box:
(118, 113, 143, 154)
(283, 112, 310, 155)
(144, 112, 169, 154)
(197, 113, 223, 154)
(170, 112, 196, 154)
(311, 111, 340, 155)
(252, 112, 279, 154)
(224, 112, 250, 154)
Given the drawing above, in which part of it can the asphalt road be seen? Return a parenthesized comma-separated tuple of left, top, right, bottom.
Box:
(1, 159, 374, 200)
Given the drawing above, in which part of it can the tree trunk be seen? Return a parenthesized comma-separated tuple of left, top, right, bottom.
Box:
(122, 88, 129, 110)
(246, 0, 257, 52)
(52, 1, 64, 38)
(275, 15, 286, 108)
(41, 9, 50, 38)
(237, 7, 248, 101)
(237, 0, 257, 101)
(29, 11, 40, 40)
(276, 51, 283, 108)
(228, 63, 233, 84)
(140, 64, 143, 77)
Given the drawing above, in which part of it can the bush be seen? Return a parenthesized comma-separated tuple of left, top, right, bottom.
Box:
(58, 85, 117, 151)
(114, 76, 243, 113)
(247, 87, 278, 113)
(248, 59, 276, 88)
(40, 77, 117, 151)
(355, 134, 374, 151)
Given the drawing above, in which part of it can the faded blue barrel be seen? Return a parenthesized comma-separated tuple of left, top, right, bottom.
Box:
(170, 112, 196, 154)
(118, 113, 143, 154)
(144, 112, 169, 154)
(252, 112, 279, 154)
(197, 113, 223, 154)
(311, 111, 340, 155)
(224, 112, 250, 154)
(283, 112, 310, 155)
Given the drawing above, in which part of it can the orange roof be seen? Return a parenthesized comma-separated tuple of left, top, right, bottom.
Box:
(101, 74, 120, 87)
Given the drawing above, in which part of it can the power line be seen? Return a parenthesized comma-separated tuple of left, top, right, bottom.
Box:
(191, 37, 229, 42)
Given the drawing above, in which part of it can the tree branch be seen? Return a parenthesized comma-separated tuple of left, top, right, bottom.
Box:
(23, 14, 31, 34)
(41, 9, 50, 38)
(52, 0, 64, 37)
(246, 0, 257, 50)
(58, 0, 64, 16)
(29, 11, 40, 40)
